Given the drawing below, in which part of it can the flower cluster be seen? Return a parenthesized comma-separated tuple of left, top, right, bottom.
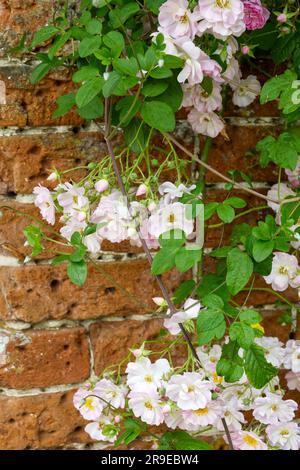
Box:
(265, 175, 300, 295)
(74, 334, 300, 450)
(33, 178, 199, 254)
(153, 0, 267, 137)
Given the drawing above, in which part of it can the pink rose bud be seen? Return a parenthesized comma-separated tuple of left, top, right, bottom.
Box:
(114, 415, 122, 424)
(277, 13, 287, 23)
(162, 404, 171, 414)
(215, 387, 221, 393)
(152, 297, 165, 306)
(133, 348, 143, 358)
(77, 211, 86, 222)
(148, 201, 157, 212)
(281, 26, 290, 34)
(95, 179, 109, 193)
(47, 172, 58, 182)
(241, 46, 250, 55)
(136, 184, 147, 196)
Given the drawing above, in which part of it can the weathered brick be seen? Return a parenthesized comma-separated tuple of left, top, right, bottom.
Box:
(0, 259, 184, 322)
(206, 124, 281, 183)
(0, 124, 282, 195)
(90, 318, 163, 376)
(0, 64, 82, 126)
(0, 390, 91, 449)
(260, 310, 299, 342)
(0, 131, 109, 194)
(0, 327, 90, 389)
(0, 1, 54, 57)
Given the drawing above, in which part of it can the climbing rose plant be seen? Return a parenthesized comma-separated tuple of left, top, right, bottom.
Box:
(19, 0, 300, 450)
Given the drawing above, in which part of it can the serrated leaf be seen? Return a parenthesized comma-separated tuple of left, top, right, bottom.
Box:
(197, 309, 226, 345)
(240, 309, 262, 325)
(229, 322, 255, 349)
(226, 248, 253, 296)
(244, 344, 277, 388)
(216, 340, 244, 383)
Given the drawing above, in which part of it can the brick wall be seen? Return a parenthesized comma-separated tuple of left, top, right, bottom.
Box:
(0, 0, 299, 450)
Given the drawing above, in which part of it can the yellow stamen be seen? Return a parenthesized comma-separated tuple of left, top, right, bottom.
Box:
(243, 434, 259, 448)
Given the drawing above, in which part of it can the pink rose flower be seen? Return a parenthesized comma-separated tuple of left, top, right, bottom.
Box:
(242, 0, 270, 30)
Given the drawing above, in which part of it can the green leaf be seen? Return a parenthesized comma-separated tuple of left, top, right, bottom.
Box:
(261, 72, 292, 104)
(124, 118, 149, 153)
(30, 62, 51, 84)
(52, 92, 76, 119)
(142, 80, 168, 97)
(86, 19, 102, 35)
(31, 26, 59, 48)
(78, 36, 102, 58)
(224, 197, 247, 209)
(77, 96, 104, 120)
(202, 294, 224, 309)
(113, 57, 139, 77)
(103, 31, 124, 57)
(48, 31, 71, 60)
(151, 231, 185, 275)
(244, 344, 278, 388)
(75, 77, 103, 108)
(204, 202, 218, 220)
(240, 309, 262, 325)
(51, 254, 70, 266)
(216, 340, 244, 383)
(197, 309, 226, 346)
(67, 260, 87, 286)
(23, 225, 43, 257)
(210, 246, 232, 258)
(146, 0, 165, 14)
(115, 419, 145, 447)
(173, 280, 196, 304)
(217, 204, 235, 223)
(109, 3, 140, 28)
(150, 67, 173, 79)
(271, 33, 298, 64)
(158, 78, 183, 111)
(252, 239, 274, 263)
(175, 247, 202, 273)
(102, 71, 122, 97)
(229, 322, 255, 349)
(226, 248, 253, 296)
(116, 95, 141, 126)
(72, 66, 99, 83)
(141, 101, 175, 132)
(159, 431, 212, 450)
(151, 248, 176, 275)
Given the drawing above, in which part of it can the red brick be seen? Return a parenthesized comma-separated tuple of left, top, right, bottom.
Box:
(0, 65, 82, 126)
(0, 327, 90, 389)
(90, 319, 163, 375)
(0, 390, 91, 449)
(206, 124, 281, 183)
(0, 131, 110, 194)
(260, 310, 299, 342)
(0, 259, 184, 322)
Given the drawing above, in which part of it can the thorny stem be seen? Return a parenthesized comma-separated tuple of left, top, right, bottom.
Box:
(103, 97, 234, 450)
